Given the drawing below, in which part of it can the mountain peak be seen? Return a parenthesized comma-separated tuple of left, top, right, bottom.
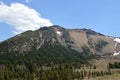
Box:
(38, 25, 64, 31)
(0, 25, 120, 58)
(51, 25, 62, 28)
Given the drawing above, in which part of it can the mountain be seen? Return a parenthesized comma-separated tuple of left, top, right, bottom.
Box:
(0, 25, 120, 55)
(0, 25, 120, 80)
(0, 25, 120, 66)
(0, 25, 94, 66)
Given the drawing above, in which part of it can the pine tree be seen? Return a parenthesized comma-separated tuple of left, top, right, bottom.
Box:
(88, 71, 91, 79)
(100, 70, 104, 76)
(4, 71, 9, 80)
(93, 65, 96, 69)
(0, 70, 4, 80)
(41, 72, 47, 80)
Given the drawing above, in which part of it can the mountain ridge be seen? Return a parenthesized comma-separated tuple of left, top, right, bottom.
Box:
(0, 25, 120, 57)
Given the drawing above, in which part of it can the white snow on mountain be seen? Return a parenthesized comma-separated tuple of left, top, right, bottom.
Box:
(113, 38, 120, 56)
(114, 38, 120, 43)
(113, 52, 120, 56)
(56, 31, 62, 36)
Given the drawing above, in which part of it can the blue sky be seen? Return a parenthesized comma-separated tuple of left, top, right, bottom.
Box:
(0, 0, 120, 42)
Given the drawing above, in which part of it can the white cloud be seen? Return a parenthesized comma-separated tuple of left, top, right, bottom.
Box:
(0, 2, 53, 34)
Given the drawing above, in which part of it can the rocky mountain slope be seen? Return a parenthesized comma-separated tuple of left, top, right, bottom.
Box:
(0, 25, 120, 57)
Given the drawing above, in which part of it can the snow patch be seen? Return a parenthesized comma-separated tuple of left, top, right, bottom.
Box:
(113, 51, 120, 56)
(30, 37, 34, 41)
(114, 38, 120, 43)
(56, 31, 62, 36)
(18, 34, 21, 37)
(113, 38, 120, 56)
(115, 42, 118, 48)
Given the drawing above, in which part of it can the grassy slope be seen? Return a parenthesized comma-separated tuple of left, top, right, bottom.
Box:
(83, 72, 120, 80)
(83, 58, 120, 80)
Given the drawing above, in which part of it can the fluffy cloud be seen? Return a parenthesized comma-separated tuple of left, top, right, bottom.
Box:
(0, 2, 53, 34)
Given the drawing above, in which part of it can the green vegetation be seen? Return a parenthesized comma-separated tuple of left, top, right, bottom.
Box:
(0, 62, 115, 80)
(0, 44, 100, 80)
(0, 43, 118, 80)
(0, 44, 97, 66)
(108, 62, 120, 69)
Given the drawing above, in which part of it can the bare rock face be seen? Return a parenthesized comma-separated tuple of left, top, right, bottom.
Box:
(0, 25, 120, 57)
(68, 29, 118, 55)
